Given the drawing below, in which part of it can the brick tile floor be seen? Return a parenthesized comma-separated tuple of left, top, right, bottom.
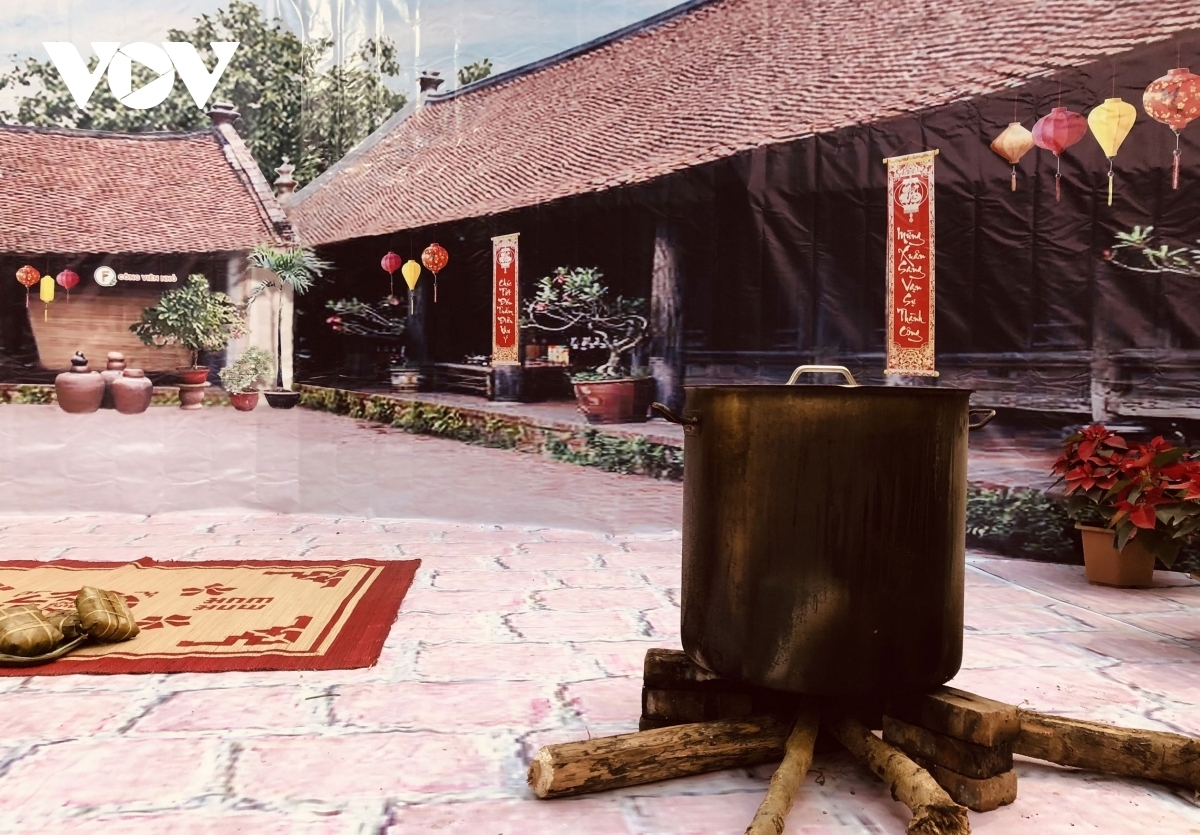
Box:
(0, 515, 1198, 834)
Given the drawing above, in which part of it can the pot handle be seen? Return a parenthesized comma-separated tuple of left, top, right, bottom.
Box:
(651, 402, 700, 435)
(786, 365, 859, 386)
(968, 408, 997, 430)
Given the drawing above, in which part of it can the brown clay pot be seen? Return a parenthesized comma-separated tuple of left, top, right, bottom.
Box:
(111, 369, 153, 414)
(99, 351, 126, 409)
(54, 352, 105, 414)
(572, 377, 656, 424)
(229, 391, 260, 412)
(176, 367, 210, 385)
(177, 382, 209, 410)
(1077, 524, 1156, 588)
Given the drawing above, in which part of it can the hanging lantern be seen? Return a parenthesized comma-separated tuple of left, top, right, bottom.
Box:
(15, 266, 39, 309)
(55, 269, 80, 301)
(990, 122, 1035, 191)
(1088, 98, 1137, 206)
(401, 259, 422, 316)
(38, 276, 54, 322)
(1143, 67, 1200, 190)
(1032, 107, 1088, 201)
(381, 251, 402, 299)
(421, 243, 449, 303)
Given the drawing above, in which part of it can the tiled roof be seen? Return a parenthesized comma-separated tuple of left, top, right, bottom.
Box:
(288, 0, 1200, 246)
(0, 123, 291, 254)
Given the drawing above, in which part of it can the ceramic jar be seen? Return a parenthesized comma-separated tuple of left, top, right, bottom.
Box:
(54, 352, 105, 413)
(111, 368, 153, 414)
(99, 352, 126, 409)
(178, 382, 208, 410)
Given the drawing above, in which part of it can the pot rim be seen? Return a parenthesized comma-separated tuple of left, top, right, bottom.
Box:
(682, 383, 976, 396)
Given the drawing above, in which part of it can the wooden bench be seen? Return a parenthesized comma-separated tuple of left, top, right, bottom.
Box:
(424, 363, 492, 397)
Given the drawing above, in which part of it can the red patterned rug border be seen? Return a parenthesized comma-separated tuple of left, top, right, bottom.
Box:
(0, 557, 420, 676)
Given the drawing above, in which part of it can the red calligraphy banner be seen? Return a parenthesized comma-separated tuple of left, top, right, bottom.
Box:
(884, 149, 938, 377)
(492, 233, 520, 364)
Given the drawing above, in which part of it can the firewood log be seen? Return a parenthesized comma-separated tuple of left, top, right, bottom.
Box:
(744, 710, 819, 835)
(1016, 709, 1200, 791)
(528, 715, 790, 799)
(828, 715, 971, 835)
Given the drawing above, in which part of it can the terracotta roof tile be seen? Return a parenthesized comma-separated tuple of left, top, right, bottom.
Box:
(0, 124, 289, 254)
(287, 0, 1200, 245)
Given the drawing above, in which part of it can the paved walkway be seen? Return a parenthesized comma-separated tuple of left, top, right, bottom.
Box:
(0, 406, 681, 532)
(0, 513, 1198, 834)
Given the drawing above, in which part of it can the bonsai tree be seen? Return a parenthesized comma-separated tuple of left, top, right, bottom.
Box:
(218, 346, 273, 393)
(130, 274, 246, 369)
(247, 244, 331, 390)
(325, 297, 407, 339)
(521, 266, 649, 379)
(1052, 423, 1200, 568)
(1106, 225, 1200, 277)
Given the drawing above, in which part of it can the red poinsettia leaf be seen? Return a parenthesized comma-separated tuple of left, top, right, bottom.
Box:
(1129, 504, 1159, 529)
(1105, 435, 1128, 450)
(1078, 440, 1098, 461)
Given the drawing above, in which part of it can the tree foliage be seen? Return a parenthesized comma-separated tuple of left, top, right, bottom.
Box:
(458, 59, 493, 87)
(0, 0, 406, 185)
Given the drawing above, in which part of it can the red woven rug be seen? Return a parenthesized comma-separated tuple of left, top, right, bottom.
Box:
(0, 557, 419, 675)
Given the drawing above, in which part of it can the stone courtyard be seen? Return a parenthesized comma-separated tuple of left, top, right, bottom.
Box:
(0, 507, 1198, 834)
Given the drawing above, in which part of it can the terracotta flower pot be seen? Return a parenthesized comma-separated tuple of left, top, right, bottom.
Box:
(572, 377, 656, 424)
(177, 382, 209, 411)
(175, 367, 209, 385)
(264, 390, 300, 409)
(1076, 524, 1156, 588)
(54, 352, 105, 414)
(111, 369, 153, 414)
(390, 367, 421, 392)
(229, 391, 260, 412)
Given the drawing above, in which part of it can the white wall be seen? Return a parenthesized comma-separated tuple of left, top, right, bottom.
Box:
(226, 253, 295, 389)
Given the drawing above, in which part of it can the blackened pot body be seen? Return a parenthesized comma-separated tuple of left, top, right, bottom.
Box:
(680, 384, 970, 696)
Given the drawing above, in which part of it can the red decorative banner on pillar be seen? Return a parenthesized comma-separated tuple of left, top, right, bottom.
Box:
(492, 233, 520, 365)
(884, 149, 938, 377)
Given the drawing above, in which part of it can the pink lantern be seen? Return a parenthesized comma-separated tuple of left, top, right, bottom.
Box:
(55, 269, 80, 301)
(1032, 107, 1088, 202)
(381, 251, 402, 299)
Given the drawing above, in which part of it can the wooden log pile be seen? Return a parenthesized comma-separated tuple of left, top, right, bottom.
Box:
(528, 647, 1200, 835)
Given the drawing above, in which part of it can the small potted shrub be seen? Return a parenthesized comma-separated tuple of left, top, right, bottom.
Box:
(247, 244, 331, 408)
(218, 347, 273, 411)
(521, 266, 652, 423)
(130, 275, 246, 407)
(1052, 424, 1200, 587)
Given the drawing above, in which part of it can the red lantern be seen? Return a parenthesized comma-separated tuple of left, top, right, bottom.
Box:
(381, 251, 402, 299)
(421, 243, 449, 302)
(1143, 67, 1200, 189)
(1032, 107, 1088, 202)
(55, 269, 80, 301)
(15, 266, 39, 309)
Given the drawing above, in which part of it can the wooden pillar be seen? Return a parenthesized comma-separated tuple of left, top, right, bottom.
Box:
(409, 279, 429, 364)
(650, 218, 684, 412)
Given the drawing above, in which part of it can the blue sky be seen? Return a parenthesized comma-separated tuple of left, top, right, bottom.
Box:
(0, 0, 683, 108)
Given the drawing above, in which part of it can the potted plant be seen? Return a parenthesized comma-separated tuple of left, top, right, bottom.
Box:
(521, 266, 652, 423)
(247, 244, 331, 408)
(218, 346, 273, 411)
(1052, 424, 1200, 587)
(130, 275, 246, 408)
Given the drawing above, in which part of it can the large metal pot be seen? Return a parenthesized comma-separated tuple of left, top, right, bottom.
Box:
(653, 366, 994, 696)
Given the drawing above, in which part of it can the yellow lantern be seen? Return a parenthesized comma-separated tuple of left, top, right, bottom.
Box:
(38, 275, 54, 321)
(400, 259, 422, 316)
(1087, 98, 1137, 206)
(989, 122, 1035, 191)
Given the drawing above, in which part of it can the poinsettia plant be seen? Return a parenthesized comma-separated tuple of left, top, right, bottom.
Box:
(1052, 424, 1200, 568)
